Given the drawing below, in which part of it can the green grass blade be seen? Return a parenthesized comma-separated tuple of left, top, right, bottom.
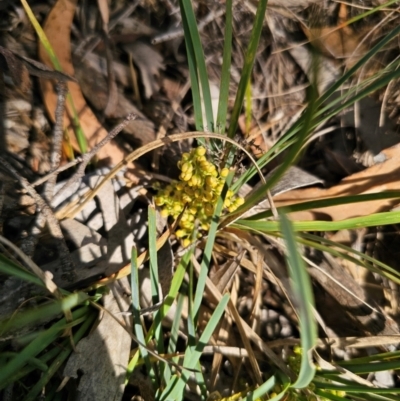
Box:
(179, 0, 214, 132)
(216, 0, 233, 134)
(192, 171, 234, 321)
(318, 11, 400, 106)
(314, 380, 400, 394)
(148, 206, 165, 383)
(0, 254, 45, 288)
(182, 17, 204, 132)
(297, 233, 400, 284)
(318, 61, 400, 124)
(315, 388, 398, 401)
(298, 233, 400, 283)
(148, 206, 161, 305)
(20, 0, 61, 70)
(245, 375, 276, 400)
(0, 339, 66, 390)
(130, 247, 153, 376)
(0, 292, 88, 335)
(227, 0, 268, 139)
(160, 293, 230, 400)
(0, 306, 90, 384)
(232, 82, 318, 215)
(23, 311, 97, 401)
(233, 17, 400, 190)
(280, 214, 316, 389)
(235, 211, 400, 232)
(246, 191, 400, 221)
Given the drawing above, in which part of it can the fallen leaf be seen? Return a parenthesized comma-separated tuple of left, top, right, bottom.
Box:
(273, 143, 400, 221)
(303, 3, 369, 68)
(38, 0, 128, 165)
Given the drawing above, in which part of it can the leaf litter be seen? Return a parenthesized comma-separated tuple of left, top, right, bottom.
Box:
(1, 0, 400, 399)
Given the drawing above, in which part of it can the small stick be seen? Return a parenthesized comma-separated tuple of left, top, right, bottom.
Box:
(44, 81, 67, 201)
(31, 156, 84, 188)
(51, 113, 136, 207)
(31, 112, 135, 189)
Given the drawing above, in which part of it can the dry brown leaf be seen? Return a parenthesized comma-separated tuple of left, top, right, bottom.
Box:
(273, 143, 400, 221)
(38, 0, 127, 166)
(303, 3, 368, 68)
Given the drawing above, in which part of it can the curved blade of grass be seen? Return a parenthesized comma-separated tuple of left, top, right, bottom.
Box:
(245, 375, 275, 400)
(216, 0, 233, 134)
(0, 305, 90, 384)
(160, 293, 230, 400)
(20, 0, 88, 153)
(0, 292, 88, 335)
(280, 214, 316, 389)
(163, 292, 186, 385)
(231, 134, 296, 192)
(246, 375, 290, 401)
(298, 232, 400, 283)
(179, 0, 214, 132)
(23, 310, 97, 401)
(235, 210, 400, 232)
(227, 0, 268, 139)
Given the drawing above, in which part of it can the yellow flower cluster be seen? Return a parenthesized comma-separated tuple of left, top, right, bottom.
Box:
(154, 146, 244, 246)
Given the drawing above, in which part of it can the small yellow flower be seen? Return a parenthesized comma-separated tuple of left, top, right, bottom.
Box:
(155, 146, 242, 245)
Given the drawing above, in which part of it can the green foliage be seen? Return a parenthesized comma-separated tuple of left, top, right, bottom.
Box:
(4, 0, 400, 400)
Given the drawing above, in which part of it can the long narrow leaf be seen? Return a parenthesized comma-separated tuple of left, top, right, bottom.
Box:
(179, 0, 214, 131)
(0, 306, 90, 384)
(192, 171, 234, 320)
(280, 214, 316, 389)
(160, 293, 230, 400)
(130, 248, 152, 375)
(216, 0, 233, 134)
(235, 210, 400, 232)
(227, 0, 268, 139)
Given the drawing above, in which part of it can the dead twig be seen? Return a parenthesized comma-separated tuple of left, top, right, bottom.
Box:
(51, 113, 136, 207)
(44, 81, 68, 201)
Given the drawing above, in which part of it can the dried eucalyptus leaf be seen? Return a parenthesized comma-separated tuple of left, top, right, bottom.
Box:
(240, 165, 324, 218)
